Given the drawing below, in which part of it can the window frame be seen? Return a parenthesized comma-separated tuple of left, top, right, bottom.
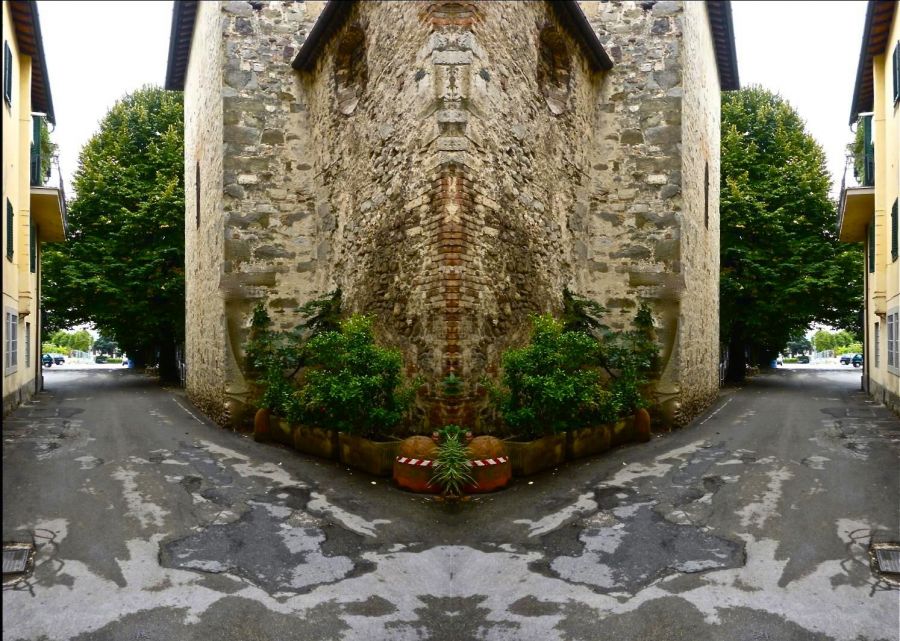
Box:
(5, 310, 18, 374)
(24, 322, 30, 368)
(888, 311, 899, 375)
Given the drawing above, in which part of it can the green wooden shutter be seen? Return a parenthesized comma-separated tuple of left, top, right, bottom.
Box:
(894, 42, 900, 103)
(3, 41, 11, 106)
(5, 199, 12, 260)
(868, 216, 876, 273)
(892, 198, 898, 262)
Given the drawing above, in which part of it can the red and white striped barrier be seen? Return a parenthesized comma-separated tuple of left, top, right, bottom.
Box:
(394, 456, 509, 467)
(395, 457, 434, 467)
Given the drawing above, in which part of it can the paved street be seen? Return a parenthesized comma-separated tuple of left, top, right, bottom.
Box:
(3, 365, 898, 641)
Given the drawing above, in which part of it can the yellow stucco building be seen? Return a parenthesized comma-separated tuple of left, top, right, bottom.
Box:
(838, 1, 900, 414)
(2, 0, 66, 414)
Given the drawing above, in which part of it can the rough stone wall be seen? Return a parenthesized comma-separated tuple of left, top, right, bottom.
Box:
(183, 0, 723, 428)
(576, 0, 706, 425)
(677, 0, 721, 420)
(297, 1, 605, 428)
(184, 0, 227, 424)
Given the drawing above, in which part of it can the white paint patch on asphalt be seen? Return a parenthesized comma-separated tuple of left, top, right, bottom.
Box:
(514, 492, 597, 537)
(111, 466, 170, 529)
(736, 466, 794, 529)
(603, 439, 709, 487)
(198, 440, 250, 462)
(672, 529, 895, 641)
(306, 491, 390, 537)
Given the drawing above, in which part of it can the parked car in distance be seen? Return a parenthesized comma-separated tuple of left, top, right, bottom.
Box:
(51, 353, 65, 365)
(94, 355, 108, 364)
(852, 353, 863, 368)
(42, 354, 53, 367)
(797, 354, 810, 364)
(839, 354, 852, 365)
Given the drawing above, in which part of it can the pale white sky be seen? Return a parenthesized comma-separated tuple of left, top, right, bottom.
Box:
(36, 1, 867, 200)
(37, 0, 173, 195)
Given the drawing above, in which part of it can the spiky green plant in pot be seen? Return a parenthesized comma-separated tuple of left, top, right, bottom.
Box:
(430, 425, 475, 498)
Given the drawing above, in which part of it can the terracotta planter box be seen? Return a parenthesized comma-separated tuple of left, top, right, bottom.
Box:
(504, 433, 566, 477)
(464, 457, 512, 493)
(338, 433, 400, 477)
(609, 415, 637, 447)
(567, 416, 643, 459)
(268, 417, 294, 446)
(393, 457, 439, 493)
(287, 421, 339, 460)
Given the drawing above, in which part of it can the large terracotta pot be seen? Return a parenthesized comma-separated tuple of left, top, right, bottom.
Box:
(253, 408, 271, 442)
(634, 408, 652, 442)
(338, 433, 400, 477)
(291, 421, 339, 460)
(393, 436, 439, 493)
(463, 436, 511, 493)
(504, 433, 566, 477)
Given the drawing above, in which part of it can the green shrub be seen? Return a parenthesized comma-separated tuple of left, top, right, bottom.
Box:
(491, 301, 659, 438)
(245, 291, 343, 413)
(292, 314, 419, 438)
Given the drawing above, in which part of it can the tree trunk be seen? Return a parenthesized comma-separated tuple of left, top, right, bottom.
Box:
(725, 332, 747, 383)
(158, 338, 179, 383)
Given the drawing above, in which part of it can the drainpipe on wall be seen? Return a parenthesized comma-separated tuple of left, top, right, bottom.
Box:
(863, 258, 869, 393)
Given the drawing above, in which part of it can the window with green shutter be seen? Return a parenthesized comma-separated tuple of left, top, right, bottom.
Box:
(892, 198, 898, 263)
(3, 41, 11, 106)
(5, 199, 12, 261)
(29, 221, 36, 272)
(894, 42, 900, 104)
(868, 216, 875, 273)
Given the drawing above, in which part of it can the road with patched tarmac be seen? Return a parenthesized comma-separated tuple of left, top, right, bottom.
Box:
(2, 364, 898, 640)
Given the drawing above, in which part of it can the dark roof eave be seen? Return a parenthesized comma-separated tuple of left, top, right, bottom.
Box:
(292, 0, 614, 73)
(29, 2, 55, 124)
(165, 1, 198, 91)
(706, 0, 740, 91)
(552, 1, 614, 71)
(848, 0, 896, 125)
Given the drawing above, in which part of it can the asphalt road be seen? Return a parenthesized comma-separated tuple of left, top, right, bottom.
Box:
(2, 365, 898, 641)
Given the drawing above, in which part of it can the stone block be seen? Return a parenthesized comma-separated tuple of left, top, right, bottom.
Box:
(224, 125, 261, 145)
(433, 50, 472, 65)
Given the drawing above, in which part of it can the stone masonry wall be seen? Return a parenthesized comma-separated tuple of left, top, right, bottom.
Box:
(183, 0, 723, 428)
(577, 0, 702, 425)
(677, 0, 721, 421)
(215, 0, 327, 426)
(184, 0, 227, 424)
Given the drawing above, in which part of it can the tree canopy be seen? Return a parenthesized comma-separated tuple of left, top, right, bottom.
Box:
(42, 86, 184, 379)
(720, 86, 862, 381)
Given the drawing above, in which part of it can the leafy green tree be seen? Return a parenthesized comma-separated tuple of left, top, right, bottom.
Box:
(812, 330, 834, 352)
(94, 334, 118, 355)
(70, 329, 92, 352)
(720, 87, 863, 381)
(786, 335, 811, 356)
(42, 86, 184, 380)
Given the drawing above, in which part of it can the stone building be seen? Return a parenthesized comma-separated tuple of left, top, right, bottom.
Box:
(165, 0, 739, 430)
